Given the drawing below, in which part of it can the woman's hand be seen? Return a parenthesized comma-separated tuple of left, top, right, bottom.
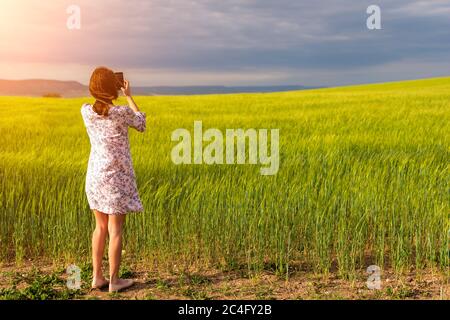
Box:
(121, 80, 132, 97)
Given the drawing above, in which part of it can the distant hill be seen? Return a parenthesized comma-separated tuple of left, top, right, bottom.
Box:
(0, 79, 318, 97)
(0, 79, 88, 97)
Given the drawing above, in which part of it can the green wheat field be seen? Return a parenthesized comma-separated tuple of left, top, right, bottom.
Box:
(0, 77, 449, 279)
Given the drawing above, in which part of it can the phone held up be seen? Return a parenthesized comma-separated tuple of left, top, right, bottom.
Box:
(115, 72, 125, 89)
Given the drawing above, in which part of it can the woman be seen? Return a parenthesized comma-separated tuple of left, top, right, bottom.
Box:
(81, 67, 146, 292)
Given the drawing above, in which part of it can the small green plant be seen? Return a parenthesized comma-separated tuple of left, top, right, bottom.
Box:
(385, 286, 417, 299)
(144, 291, 156, 300)
(155, 279, 171, 291)
(0, 269, 83, 300)
(108, 291, 123, 300)
(181, 286, 211, 300)
(189, 274, 212, 286)
(119, 265, 135, 278)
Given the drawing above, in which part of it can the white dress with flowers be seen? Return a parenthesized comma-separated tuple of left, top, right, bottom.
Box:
(81, 104, 146, 215)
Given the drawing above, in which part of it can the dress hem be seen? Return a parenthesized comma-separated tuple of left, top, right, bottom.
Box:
(90, 207, 144, 215)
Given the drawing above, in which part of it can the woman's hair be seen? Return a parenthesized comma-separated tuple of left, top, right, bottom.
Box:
(89, 67, 120, 116)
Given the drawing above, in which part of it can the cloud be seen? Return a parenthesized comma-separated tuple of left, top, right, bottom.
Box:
(389, 0, 450, 16)
(0, 0, 449, 85)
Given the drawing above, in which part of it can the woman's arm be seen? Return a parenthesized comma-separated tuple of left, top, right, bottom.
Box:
(121, 80, 140, 112)
(121, 80, 146, 132)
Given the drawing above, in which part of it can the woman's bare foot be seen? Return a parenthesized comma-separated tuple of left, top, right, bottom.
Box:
(91, 277, 109, 289)
(109, 278, 134, 292)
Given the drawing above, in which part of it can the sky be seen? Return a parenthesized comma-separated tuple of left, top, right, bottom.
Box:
(0, 0, 449, 86)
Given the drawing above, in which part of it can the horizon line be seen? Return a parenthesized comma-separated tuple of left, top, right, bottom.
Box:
(2, 75, 450, 86)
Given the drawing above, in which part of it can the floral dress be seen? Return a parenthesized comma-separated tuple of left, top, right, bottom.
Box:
(81, 104, 146, 215)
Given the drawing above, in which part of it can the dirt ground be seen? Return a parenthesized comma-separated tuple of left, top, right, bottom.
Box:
(0, 261, 448, 300)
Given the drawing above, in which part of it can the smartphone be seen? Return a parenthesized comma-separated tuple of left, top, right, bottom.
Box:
(115, 72, 125, 89)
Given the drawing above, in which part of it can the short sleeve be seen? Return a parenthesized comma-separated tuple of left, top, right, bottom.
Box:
(123, 107, 146, 132)
(80, 103, 89, 121)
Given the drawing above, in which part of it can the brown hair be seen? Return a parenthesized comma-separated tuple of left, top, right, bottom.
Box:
(89, 67, 120, 116)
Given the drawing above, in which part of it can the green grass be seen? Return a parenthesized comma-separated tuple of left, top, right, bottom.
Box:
(0, 77, 449, 278)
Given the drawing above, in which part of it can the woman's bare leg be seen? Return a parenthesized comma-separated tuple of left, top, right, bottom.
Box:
(92, 210, 109, 288)
(108, 214, 133, 292)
